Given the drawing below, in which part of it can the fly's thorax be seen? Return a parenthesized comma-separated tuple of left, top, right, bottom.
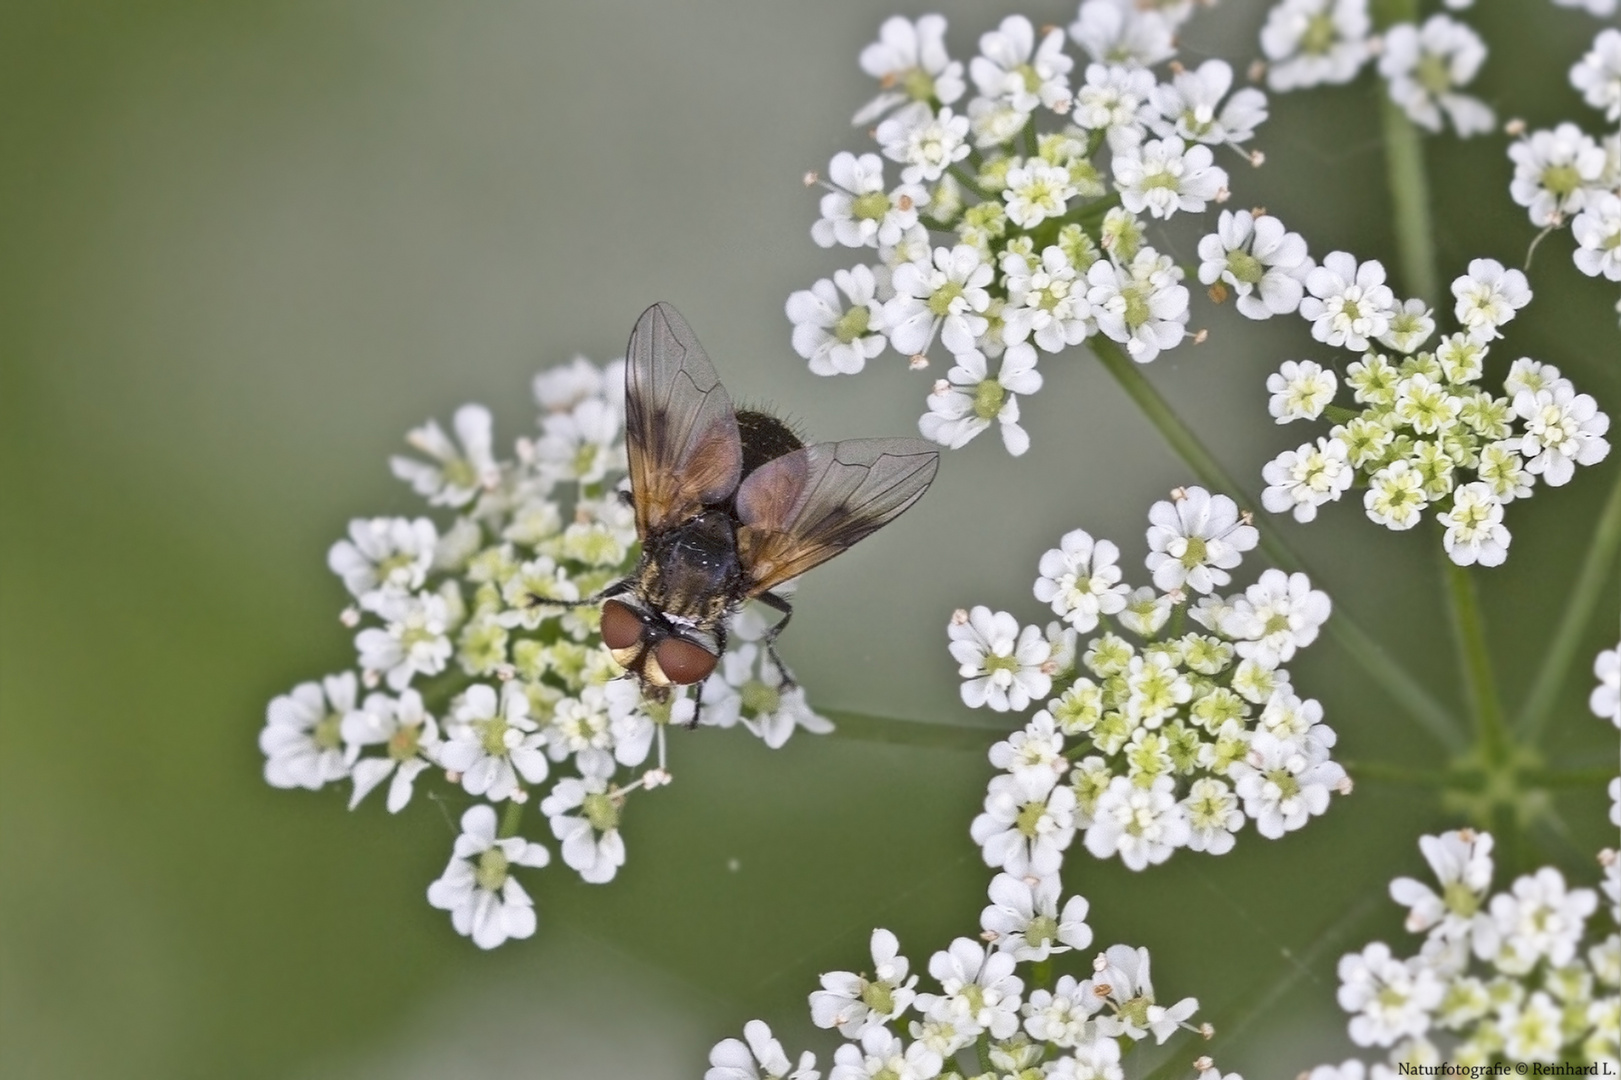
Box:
(633, 509, 746, 629)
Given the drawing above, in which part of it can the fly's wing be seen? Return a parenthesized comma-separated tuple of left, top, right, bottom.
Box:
(624, 302, 743, 538)
(733, 438, 939, 596)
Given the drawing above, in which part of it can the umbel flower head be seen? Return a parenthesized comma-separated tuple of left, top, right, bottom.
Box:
(1256, 256, 1610, 566)
(258, 355, 833, 947)
(955, 486, 1348, 873)
(787, 7, 1274, 456)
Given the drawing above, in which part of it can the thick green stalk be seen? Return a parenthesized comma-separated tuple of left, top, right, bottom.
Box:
(1089, 338, 1465, 750)
(1379, 92, 1438, 304)
(1343, 760, 1452, 787)
(1442, 558, 1509, 764)
(823, 708, 1004, 750)
(1518, 465, 1621, 740)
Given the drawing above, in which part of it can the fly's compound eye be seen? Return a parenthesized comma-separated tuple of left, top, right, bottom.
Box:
(654, 636, 718, 685)
(600, 599, 646, 650)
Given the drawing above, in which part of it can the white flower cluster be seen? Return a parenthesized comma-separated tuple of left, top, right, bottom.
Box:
(258, 357, 832, 948)
(708, 888, 1225, 1080)
(1257, 0, 1493, 139)
(1308, 828, 1619, 1069)
(949, 486, 1350, 873)
(787, 6, 1269, 455)
(1510, 27, 1621, 312)
(1258, 256, 1611, 567)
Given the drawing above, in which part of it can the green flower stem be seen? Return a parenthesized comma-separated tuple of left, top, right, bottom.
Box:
(1524, 766, 1620, 789)
(498, 793, 526, 838)
(1089, 337, 1466, 751)
(1343, 760, 1453, 786)
(1379, 82, 1438, 305)
(1517, 465, 1621, 741)
(822, 708, 1001, 750)
(1442, 558, 1509, 765)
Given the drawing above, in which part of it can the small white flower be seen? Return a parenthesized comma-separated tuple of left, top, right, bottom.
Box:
(1090, 944, 1199, 1042)
(534, 397, 623, 486)
(538, 751, 625, 884)
(439, 682, 549, 802)
(1300, 252, 1397, 352)
(1473, 867, 1598, 975)
(1197, 210, 1312, 320)
(327, 517, 438, 611)
(950, 606, 1053, 712)
(828, 1026, 941, 1080)
(1111, 137, 1228, 219)
(1363, 459, 1429, 530)
(1572, 28, 1621, 123)
(1083, 775, 1190, 869)
(918, 937, 1025, 1040)
(1260, 0, 1373, 92)
(426, 804, 550, 949)
(1592, 643, 1620, 725)
(706, 1019, 819, 1080)
(1335, 942, 1443, 1047)
(1021, 974, 1103, 1048)
(1388, 829, 1494, 941)
(533, 355, 617, 414)
(788, 266, 889, 377)
(919, 346, 1041, 456)
(876, 105, 972, 185)
(1451, 258, 1532, 342)
(355, 590, 455, 691)
(1222, 570, 1332, 670)
(812, 152, 928, 250)
(1087, 247, 1189, 363)
(1069, 0, 1176, 69)
(1117, 585, 1173, 638)
(1572, 191, 1621, 281)
(886, 244, 993, 357)
(341, 689, 439, 812)
(1151, 59, 1269, 147)
(1508, 123, 1608, 227)
(989, 710, 1069, 794)
(1261, 437, 1354, 523)
(854, 14, 966, 126)
(1267, 360, 1338, 424)
(1035, 528, 1130, 630)
(1378, 299, 1435, 355)
(810, 928, 918, 1037)
(1183, 777, 1244, 854)
(971, 774, 1077, 877)
(261, 672, 357, 790)
(1513, 381, 1612, 487)
(1072, 63, 1157, 148)
(1145, 487, 1258, 595)
(1002, 161, 1080, 229)
(390, 404, 501, 507)
(980, 873, 1093, 961)
(1002, 246, 1093, 352)
(1230, 729, 1346, 838)
(1378, 16, 1494, 137)
(1438, 482, 1510, 567)
(970, 15, 1074, 114)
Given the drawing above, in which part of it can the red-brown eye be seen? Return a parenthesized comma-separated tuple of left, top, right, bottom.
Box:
(600, 599, 645, 650)
(654, 636, 718, 685)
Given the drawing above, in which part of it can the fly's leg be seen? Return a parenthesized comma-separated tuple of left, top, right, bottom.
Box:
(756, 590, 796, 690)
(524, 577, 631, 611)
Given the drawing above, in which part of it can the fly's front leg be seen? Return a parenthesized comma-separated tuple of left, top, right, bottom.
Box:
(756, 590, 795, 690)
(525, 576, 631, 611)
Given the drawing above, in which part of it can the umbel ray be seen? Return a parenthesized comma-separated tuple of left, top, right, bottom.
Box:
(533, 302, 940, 724)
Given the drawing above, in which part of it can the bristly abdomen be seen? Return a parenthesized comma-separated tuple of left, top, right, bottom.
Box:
(735, 409, 805, 480)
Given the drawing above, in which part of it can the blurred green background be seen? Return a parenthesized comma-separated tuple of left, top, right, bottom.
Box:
(3, 1, 1616, 1077)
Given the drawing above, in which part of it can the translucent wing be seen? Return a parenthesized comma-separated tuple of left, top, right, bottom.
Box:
(734, 438, 940, 595)
(624, 302, 743, 538)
